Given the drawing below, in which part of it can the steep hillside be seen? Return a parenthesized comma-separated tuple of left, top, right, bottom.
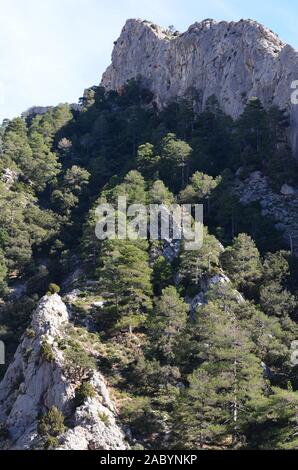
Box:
(1, 17, 298, 451)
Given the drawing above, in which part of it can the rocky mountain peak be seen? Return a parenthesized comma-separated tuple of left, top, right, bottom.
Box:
(101, 17, 298, 156)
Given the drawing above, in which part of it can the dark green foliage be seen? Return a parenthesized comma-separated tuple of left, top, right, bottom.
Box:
(0, 249, 7, 296)
(244, 387, 298, 449)
(40, 340, 55, 363)
(189, 96, 236, 176)
(173, 296, 266, 449)
(97, 240, 152, 334)
(179, 227, 221, 291)
(158, 133, 192, 191)
(47, 283, 61, 295)
(149, 287, 188, 363)
(98, 412, 110, 426)
(237, 98, 270, 163)
(221, 233, 263, 294)
(152, 255, 173, 295)
(260, 281, 297, 317)
(75, 381, 96, 407)
(263, 250, 291, 284)
(136, 143, 160, 179)
(1, 81, 298, 451)
(64, 345, 97, 381)
(172, 369, 228, 449)
(38, 407, 66, 449)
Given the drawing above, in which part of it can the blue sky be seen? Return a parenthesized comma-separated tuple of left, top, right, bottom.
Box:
(0, 0, 298, 121)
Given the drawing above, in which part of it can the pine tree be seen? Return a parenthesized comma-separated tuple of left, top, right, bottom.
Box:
(221, 233, 262, 294)
(97, 240, 153, 334)
(180, 171, 221, 205)
(172, 369, 229, 449)
(262, 250, 291, 284)
(107, 170, 147, 205)
(189, 300, 266, 448)
(1, 118, 32, 174)
(179, 227, 221, 291)
(149, 180, 174, 205)
(159, 133, 192, 191)
(137, 143, 160, 179)
(236, 97, 270, 166)
(51, 166, 90, 215)
(245, 387, 298, 449)
(28, 131, 61, 191)
(179, 171, 221, 215)
(152, 255, 173, 295)
(260, 281, 296, 318)
(149, 286, 188, 363)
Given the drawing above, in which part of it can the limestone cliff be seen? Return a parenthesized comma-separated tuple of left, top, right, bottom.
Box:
(101, 18, 298, 155)
(234, 171, 298, 254)
(0, 294, 127, 450)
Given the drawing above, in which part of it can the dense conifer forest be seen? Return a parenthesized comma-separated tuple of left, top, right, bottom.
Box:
(1, 81, 298, 449)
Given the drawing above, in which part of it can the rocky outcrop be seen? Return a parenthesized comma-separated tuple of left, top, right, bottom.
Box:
(22, 104, 81, 121)
(58, 371, 127, 451)
(186, 271, 244, 317)
(102, 18, 298, 156)
(234, 171, 298, 254)
(0, 294, 127, 450)
(1, 168, 18, 188)
(21, 106, 53, 120)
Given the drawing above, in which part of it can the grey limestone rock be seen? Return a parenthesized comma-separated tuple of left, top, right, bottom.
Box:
(102, 18, 298, 156)
(0, 294, 127, 450)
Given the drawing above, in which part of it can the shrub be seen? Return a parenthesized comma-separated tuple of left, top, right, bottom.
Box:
(38, 406, 66, 449)
(64, 347, 96, 381)
(57, 338, 68, 350)
(120, 395, 159, 435)
(25, 328, 35, 338)
(44, 436, 59, 450)
(98, 412, 110, 426)
(40, 340, 55, 362)
(75, 382, 96, 407)
(131, 443, 145, 450)
(47, 283, 61, 295)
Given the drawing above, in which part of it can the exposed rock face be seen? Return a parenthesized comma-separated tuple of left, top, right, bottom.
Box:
(59, 372, 126, 451)
(186, 271, 244, 317)
(21, 106, 53, 120)
(102, 18, 298, 156)
(1, 168, 18, 188)
(21, 104, 81, 121)
(0, 294, 127, 450)
(234, 171, 298, 254)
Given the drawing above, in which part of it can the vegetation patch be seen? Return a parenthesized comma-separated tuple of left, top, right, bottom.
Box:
(97, 411, 110, 426)
(40, 340, 55, 363)
(38, 407, 66, 450)
(75, 381, 96, 407)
